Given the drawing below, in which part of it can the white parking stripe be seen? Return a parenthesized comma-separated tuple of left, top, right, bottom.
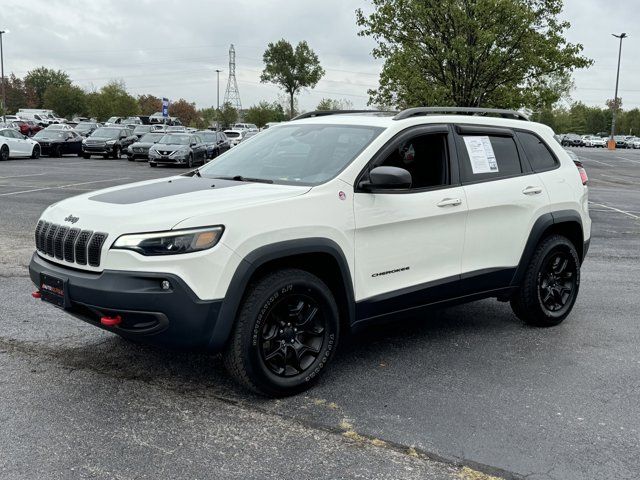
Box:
(0, 177, 131, 197)
(589, 201, 640, 220)
(615, 156, 640, 165)
(0, 173, 48, 179)
(581, 158, 615, 167)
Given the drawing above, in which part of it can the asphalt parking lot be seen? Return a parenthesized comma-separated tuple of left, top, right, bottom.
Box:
(1, 149, 638, 479)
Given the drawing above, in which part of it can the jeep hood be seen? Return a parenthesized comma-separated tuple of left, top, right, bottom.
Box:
(41, 176, 311, 233)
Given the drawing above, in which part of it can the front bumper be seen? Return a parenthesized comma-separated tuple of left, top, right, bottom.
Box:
(149, 156, 188, 165)
(29, 253, 222, 350)
(83, 145, 114, 154)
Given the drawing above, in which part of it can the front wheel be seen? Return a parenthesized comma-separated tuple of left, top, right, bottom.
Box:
(31, 145, 41, 159)
(510, 235, 581, 327)
(223, 268, 340, 397)
(112, 146, 120, 159)
(82, 153, 91, 159)
(1, 145, 9, 161)
(186, 154, 193, 168)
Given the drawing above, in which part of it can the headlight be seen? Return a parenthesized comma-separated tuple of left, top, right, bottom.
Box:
(106, 140, 116, 145)
(112, 226, 224, 256)
(82, 138, 87, 144)
(170, 147, 189, 157)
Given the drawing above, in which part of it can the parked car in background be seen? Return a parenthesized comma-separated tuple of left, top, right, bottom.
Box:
(17, 109, 60, 125)
(197, 130, 230, 159)
(166, 125, 187, 133)
(262, 122, 281, 130)
(232, 123, 258, 132)
(104, 116, 124, 126)
(74, 122, 101, 137)
(45, 123, 73, 131)
(2, 114, 21, 122)
(34, 129, 83, 157)
(126, 132, 165, 161)
(240, 131, 258, 142)
(223, 129, 245, 147)
(561, 133, 583, 147)
(613, 135, 628, 148)
(0, 127, 40, 160)
(624, 136, 639, 149)
(16, 111, 49, 126)
(0, 121, 21, 131)
(132, 125, 153, 138)
(583, 135, 606, 147)
(82, 127, 137, 159)
(148, 133, 207, 167)
(150, 124, 169, 133)
(22, 120, 44, 136)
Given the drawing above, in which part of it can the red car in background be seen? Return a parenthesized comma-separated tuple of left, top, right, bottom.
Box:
(15, 120, 43, 136)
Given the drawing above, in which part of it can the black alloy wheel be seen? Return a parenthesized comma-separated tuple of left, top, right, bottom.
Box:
(112, 146, 120, 159)
(511, 235, 580, 327)
(0, 145, 9, 161)
(52, 145, 61, 158)
(31, 145, 41, 159)
(187, 154, 193, 168)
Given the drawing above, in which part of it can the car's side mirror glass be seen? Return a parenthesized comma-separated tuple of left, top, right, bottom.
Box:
(359, 166, 412, 191)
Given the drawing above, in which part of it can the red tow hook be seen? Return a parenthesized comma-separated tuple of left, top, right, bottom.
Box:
(100, 315, 122, 327)
(31, 291, 42, 299)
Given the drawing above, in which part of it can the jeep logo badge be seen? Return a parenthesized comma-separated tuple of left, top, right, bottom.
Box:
(64, 215, 79, 224)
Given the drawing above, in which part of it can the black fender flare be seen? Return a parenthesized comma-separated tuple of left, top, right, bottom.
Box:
(206, 238, 355, 351)
(510, 209, 583, 287)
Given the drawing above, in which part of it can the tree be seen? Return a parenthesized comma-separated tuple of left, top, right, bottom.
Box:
(24, 67, 72, 108)
(216, 102, 238, 129)
(244, 101, 286, 128)
(4, 74, 29, 114)
(316, 98, 354, 111)
(261, 39, 325, 119)
(86, 80, 139, 120)
(43, 84, 87, 118)
(169, 98, 199, 126)
(356, 0, 592, 109)
(137, 94, 163, 115)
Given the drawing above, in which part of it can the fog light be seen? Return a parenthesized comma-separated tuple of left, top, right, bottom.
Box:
(161, 280, 171, 290)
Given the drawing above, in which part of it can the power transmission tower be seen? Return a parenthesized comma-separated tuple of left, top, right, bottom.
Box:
(223, 44, 242, 112)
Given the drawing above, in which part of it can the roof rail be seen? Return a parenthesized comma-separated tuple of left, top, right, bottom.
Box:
(291, 110, 395, 121)
(393, 107, 529, 121)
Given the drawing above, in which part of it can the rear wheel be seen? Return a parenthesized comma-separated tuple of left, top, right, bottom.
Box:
(112, 146, 120, 159)
(31, 145, 41, 159)
(0, 145, 9, 161)
(510, 235, 580, 327)
(223, 268, 340, 397)
(186, 154, 193, 168)
(52, 145, 61, 158)
(82, 153, 91, 159)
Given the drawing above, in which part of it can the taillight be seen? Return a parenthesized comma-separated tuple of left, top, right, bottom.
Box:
(573, 160, 588, 185)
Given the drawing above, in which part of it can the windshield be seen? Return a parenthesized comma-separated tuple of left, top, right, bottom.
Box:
(106, 117, 119, 123)
(158, 134, 191, 145)
(199, 132, 217, 141)
(35, 131, 65, 140)
(200, 124, 383, 186)
(91, 128, 121, 139)
(75, 123, 94, 131)
(139, 133, 165, 143)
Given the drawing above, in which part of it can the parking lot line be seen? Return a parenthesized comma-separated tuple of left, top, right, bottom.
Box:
(589, 201, 640, 220)
(581, 157, 615, 167)
(0, 173, 49, 179)
(615, 156, 640, 165)
(0, 178, 131, 197)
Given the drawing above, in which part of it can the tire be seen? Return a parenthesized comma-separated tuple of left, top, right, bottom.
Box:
(31, 145, 40, 159)
(186, 154, 193, 168)
(112, 146, 120, 159)
(52, 145, 61, 158)
(82, 153, 91, 159)
(223, 268, 340, 397)
(0, 144, 9, 161)
(510, 234, 581, 327)
(127, 156, 134, 162)
(149, 162, 157, 168)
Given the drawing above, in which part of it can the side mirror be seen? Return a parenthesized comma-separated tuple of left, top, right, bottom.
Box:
(359, 166, 412, 191)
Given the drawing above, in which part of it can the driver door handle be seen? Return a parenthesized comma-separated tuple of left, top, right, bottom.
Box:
(437, 198, 462, 207)
(522, 186, 543, 195)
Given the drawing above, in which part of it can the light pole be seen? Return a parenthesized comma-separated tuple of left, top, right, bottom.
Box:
(609, 32, 627, 149)
(0, 30, 7, 122)
(215, 69, 222, 111)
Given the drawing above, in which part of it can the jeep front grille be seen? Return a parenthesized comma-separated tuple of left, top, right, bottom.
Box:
(35, 220, 107, 268)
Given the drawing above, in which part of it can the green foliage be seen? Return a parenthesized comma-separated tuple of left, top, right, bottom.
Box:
(3, 74, 30, 113)
(43, 84, 87, 118)
(244, 101, 286, 128)
(216, 102, 239, 129)
(24, 67, 72, 108)
(316, 98, 354, 111)
(169, 98, 199, 126)
(261, 39, 324, 119)
(86, 81, 139, 120)
(356, 0, 592, 109)
(529, 102, 640, 135)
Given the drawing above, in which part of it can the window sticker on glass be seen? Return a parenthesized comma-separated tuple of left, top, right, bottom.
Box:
(463, 136, 499, 174)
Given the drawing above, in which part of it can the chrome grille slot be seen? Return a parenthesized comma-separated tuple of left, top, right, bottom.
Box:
(74, 230, 93, 265)
(64, 228, 80, 262)
(53, 226, 69, 259)
(87, 233, 107, 267)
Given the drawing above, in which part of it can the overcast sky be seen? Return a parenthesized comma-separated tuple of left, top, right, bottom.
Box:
(2, 0, 639, 111)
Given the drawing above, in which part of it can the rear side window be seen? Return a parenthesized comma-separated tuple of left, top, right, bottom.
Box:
(516, 131, 558, 172)
(458, 134, 522, 183)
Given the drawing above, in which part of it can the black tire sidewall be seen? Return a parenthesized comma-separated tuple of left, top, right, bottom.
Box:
(1, 145, 8, 161)
(32, 145, 40, 159)
(238, 271, 339, 396)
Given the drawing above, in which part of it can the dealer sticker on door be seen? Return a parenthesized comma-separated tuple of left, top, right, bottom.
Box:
(463, 136, 499, 174)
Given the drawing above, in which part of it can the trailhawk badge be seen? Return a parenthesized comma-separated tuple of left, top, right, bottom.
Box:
(64, 214, 79, 224)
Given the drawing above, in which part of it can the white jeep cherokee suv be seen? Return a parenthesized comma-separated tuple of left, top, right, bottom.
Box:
(30, 107, 591, 396)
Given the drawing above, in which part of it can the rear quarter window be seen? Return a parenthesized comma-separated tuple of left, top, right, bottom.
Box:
(457, 134, 523, 183)
(516, 131, 559, 172)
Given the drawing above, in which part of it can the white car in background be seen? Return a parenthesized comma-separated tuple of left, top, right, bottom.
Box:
(632, 138, 640, 149)
(232, 123, 258, 132)
(0, 127, 41, 160)
(45, 123, 74, 131)
(583, 135, 606, 148)
(223, 129, 246, 146)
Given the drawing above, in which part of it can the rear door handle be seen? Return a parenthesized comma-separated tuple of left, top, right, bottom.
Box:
(522, 186, 543, 195)
(436, 198, 462, 207)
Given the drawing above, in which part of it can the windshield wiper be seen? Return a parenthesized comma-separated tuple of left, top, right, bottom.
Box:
(213, 175, 273, 184)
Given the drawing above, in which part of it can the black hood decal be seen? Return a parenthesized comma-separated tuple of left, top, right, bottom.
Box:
(89, 177, 245, 204)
